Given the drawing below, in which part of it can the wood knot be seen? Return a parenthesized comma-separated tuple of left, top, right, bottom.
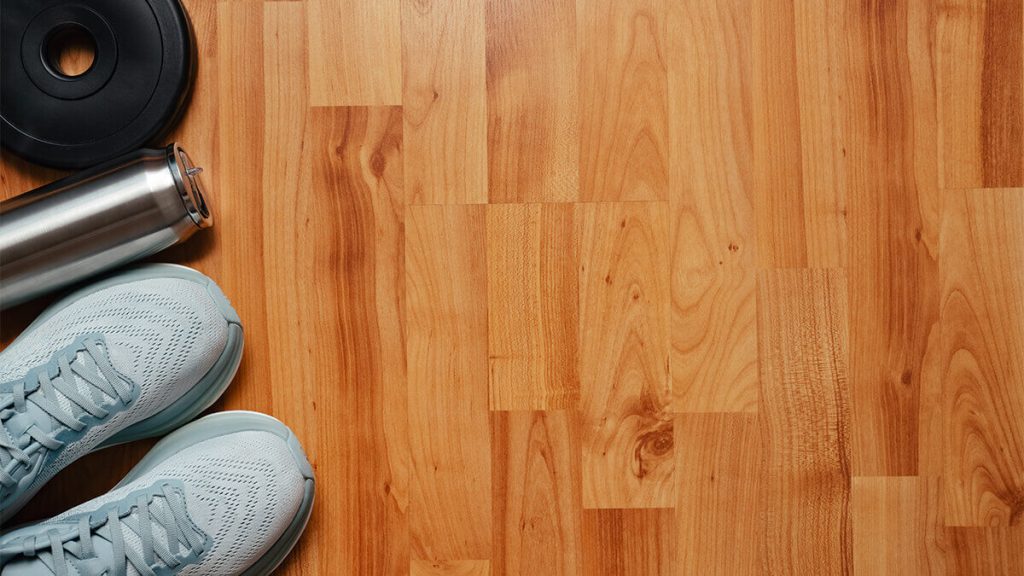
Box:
(370, 148, 387, 177)
(633, 426, 674, 478)
(642, 429, 674, 457)
(1008, 491, 1024, 525)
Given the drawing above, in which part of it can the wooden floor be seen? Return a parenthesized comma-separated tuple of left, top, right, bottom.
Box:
(2, 0, 1023, 574)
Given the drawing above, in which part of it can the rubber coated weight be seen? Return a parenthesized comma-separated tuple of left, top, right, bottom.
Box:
(1, 0, 196, 169)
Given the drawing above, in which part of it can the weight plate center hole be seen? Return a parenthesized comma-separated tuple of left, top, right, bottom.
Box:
(44, 24, 96, 78)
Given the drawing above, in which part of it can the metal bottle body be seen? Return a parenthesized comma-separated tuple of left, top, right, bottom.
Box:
(0, 144, 210, 309)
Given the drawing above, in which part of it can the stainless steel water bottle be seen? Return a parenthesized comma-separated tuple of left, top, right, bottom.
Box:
(0, 143, 211, 309)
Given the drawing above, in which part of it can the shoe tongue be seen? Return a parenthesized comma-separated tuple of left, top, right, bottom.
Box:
(86, 498, 184, 573)
(77, 526, 118, 573)
(0, 348, 120, 487)
(103, 341, 135, 381)
(17, 347, 118, 437)
(3, 402, 53, 439)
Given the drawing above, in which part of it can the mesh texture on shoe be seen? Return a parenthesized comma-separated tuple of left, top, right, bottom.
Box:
(49, 431, 306, 575)
(0, 278, 230, 501)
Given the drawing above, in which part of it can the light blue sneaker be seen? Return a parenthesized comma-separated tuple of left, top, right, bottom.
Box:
(0, 412, 315, 576)
(0, 265, 243, 522)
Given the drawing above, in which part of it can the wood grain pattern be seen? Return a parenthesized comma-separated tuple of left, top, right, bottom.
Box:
(401, 0, 487, 204)
(577, 0, 668, 202)
(671, 268, 758, 413)
(581, 509, 675, 576)
(938, 189, 1024, 527)
(792, 0, 848, 268)
(579, 203, 673, 509)
(942, 525, 1024, 575)
(676, 414, 762, 575)
(491, 411, 581, 576)
(406, 205, 492, 561)
(751, 0, 808, 269)
(307, 0, 402, 105)
(851, 476, 1024, 575)
(301, 106, 409, 575)
(260, 5, 320, 573)
(758, 269, 852, 575)
(841, 0, 941, 477)
(938, 0, 1024, 188)
(667, 0, 759, 414)
(486, 0, 579, 203)
(851, 477, 942, 575)
(666, 0, 755, 272)
(213, 1, 272, 416)
(412, 560, 492, 576)
(1, 0, 1022, 571)
(486, 204, 579, 410)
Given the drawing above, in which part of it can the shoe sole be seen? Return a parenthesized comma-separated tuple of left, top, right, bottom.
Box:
(0, 264, 243, 523)
(113, 411, 316, 576)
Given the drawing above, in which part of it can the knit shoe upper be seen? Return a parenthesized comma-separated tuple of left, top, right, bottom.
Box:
(0, 412, 315, 576)
(0, 266, 241, 521)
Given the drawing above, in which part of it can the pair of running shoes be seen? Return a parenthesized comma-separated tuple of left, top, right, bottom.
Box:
(0, 265, 314, 575)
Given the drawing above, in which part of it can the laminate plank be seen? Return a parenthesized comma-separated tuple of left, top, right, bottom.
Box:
(401, 0, 487, 205)
(793, 0, 848, 268)
(851, 477, 943, 575)
(938, 0, 1024, 188)
(577, 0, 668, 202)
(666, 0, 755, 272)
(671, 269, 758, 413)
(751, 0, 808, 268)
(579, 202, 673, 508)
(581, 509, 675, 575)
(271, 105, 409, 575)
(307, 0, 402, 106)
(758, 269, 852, 575)
(492, 411, 582, 576)
(260, 6, 320, 573)
(667, 0, 759, 413)
(486, 204, 579, 410)
(938, 189, 1024, 527)
(412, 560, 492, 576)
(407, 205, 492, 560)
(486, 0, 578, 203)
(942, 525, 1024, 575)
(852, 476, 1024, 575)
(212, 1, 271, 415)
(840, 0, 942, 477)
(676, 413, 762, 575)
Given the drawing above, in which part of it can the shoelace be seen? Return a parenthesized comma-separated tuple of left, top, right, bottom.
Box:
(0, 338, 133, 496)
(12, 484, 205, 576)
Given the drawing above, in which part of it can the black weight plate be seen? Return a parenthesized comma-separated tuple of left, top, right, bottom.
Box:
(1, 0, 196, 169)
